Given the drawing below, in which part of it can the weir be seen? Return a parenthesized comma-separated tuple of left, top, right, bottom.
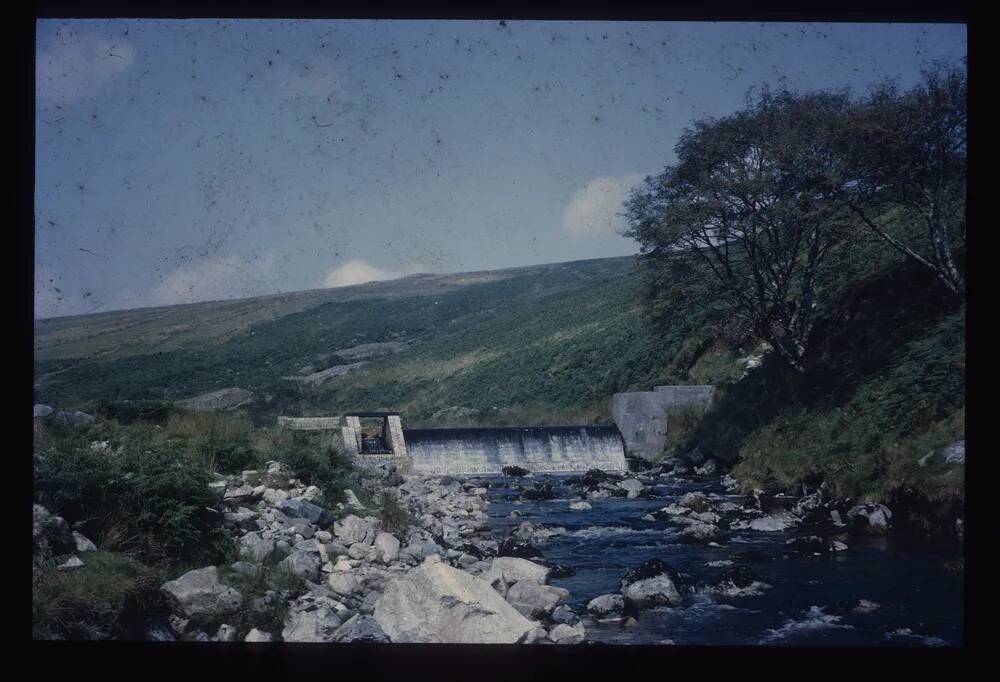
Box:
(277, 385, 710, 475)
(403, 425, 627, 475)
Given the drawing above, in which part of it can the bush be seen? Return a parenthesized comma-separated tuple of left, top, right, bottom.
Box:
(34, 430, 230, 566)
(273, 433, 365, 506)
(377, 490, 412, 535)
(217, 564, 306, 638)
(32, 551, 162, 640)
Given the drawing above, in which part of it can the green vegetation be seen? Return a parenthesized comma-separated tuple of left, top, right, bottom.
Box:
(629, 64, 966, 503)
(32, 410, 359, 640)
(32, 550, 162, 640)
(376, 489, 413, 535)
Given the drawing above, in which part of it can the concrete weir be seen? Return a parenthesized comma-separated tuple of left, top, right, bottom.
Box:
(403, 426, 627, 475)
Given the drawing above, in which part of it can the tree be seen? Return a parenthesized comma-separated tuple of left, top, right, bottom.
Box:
(834, 62, 966, 298)
(624, 90, 856, 373)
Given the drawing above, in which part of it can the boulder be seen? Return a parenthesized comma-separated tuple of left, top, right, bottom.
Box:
(504, 579, 569, 619)
(332, 614, 390, 643)
(343, 489, 366, 511)
(943, 440, 965, 465)
(262, 488, 290, 506)
(679, 522, 725, 545)
(620, 559, 685, 608)
(846, 503, 892, 535)
(73, 531, 97, 553)
(348, 542, 379, 562)
(502, 465, 530, 477)
(32, 505, 75, 557)
(677, 492, 710, 513)
(521, 483, 556, 501)
(569, 500, 592, 511)
(483, 557, 551, 588)
(244, 628, 272, 642)
(551, 605, 578, 624)
(214, 624, 237, 642)
(731, 510, 799, 532)
(161, 567, 242, 620)
(327, 571, 362, 596)
(497, 537, 543, 560)
(587, 593, 625, 616)
(224, 485, 260, 505)
(224, 510, 260, 532)
(373, 532, 401, 564)
(279, 499, 335, 527)
(373, 558, 535, 643)
(549, 622, 586, 644)
(279, 549, 322, 582)
(52, 410, 96, 427)
(58, 555, 85, 571)
(695, 459, 718, 477)
(618, 479, 644, 499)
(333, 514, 380, 546)
(281, 595, 344, 642)
(237, 532, 275, 564)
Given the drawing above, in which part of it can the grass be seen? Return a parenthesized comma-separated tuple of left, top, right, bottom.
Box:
(32, 550, 163, 640)
(376, 489, 413, 535)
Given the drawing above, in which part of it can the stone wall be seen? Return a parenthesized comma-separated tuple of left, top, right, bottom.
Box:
(276, 416, 342, 430)
(383, 415, 407, 456)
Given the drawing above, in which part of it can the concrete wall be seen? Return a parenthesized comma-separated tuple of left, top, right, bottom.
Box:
(383, 415, 407, 456)
(612, 392, 668, 460)
(405, 426, 627, 475)
(653, 385, 716, 410)
(612, 385, 715, 459)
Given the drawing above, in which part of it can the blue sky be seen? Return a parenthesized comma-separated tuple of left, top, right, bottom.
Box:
(34, 19, 967, 318)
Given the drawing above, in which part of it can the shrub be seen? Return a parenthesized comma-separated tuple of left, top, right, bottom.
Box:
(273, 434, 364, 506)
(377, 489, 412, 535)
(217, 564, 306, 638)
(34, 433, 230, 566)
(32, 551, 162, 640)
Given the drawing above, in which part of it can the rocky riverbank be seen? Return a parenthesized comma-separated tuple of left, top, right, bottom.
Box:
(32, 445, 963, 644)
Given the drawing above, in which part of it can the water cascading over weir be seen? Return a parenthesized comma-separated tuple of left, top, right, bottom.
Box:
(277, 413, 628, 475)
(403, 425, 627, 475)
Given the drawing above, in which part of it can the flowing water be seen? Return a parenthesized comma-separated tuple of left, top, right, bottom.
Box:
(485, 474, 963, 646)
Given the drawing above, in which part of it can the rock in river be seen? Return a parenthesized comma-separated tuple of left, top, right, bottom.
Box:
(373, 556, 535, 643)
(620, 559, 685, 608)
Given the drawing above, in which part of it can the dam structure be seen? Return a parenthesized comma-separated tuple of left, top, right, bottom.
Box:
(403, 425, 627, 475)
(277, 413, 627, 475)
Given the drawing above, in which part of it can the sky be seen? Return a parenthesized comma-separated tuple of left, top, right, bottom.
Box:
(34, 19, 967, 318)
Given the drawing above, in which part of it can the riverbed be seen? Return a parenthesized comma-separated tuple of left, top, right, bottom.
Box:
(484, 474, 963, 646)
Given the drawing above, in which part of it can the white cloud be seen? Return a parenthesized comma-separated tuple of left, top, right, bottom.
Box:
(36, 25, 136, 104)
(322, 260, 426, 288)
(152, 251, 284, 306)
(562, 173, 646, 238)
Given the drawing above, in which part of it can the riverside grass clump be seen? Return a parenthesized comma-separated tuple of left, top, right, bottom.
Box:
(32, 550, 164, 640)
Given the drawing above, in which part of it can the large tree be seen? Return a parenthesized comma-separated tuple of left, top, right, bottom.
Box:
(624, 90, 855, 373)
(834, 62, 966, 298)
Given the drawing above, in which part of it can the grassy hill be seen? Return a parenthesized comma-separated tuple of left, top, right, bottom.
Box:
(34, 256, 711, 425)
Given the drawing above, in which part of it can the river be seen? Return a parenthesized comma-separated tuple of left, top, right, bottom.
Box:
(484, 473, 963, 646)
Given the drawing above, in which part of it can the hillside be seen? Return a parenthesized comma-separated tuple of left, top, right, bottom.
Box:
(34, 256, 705, 425)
